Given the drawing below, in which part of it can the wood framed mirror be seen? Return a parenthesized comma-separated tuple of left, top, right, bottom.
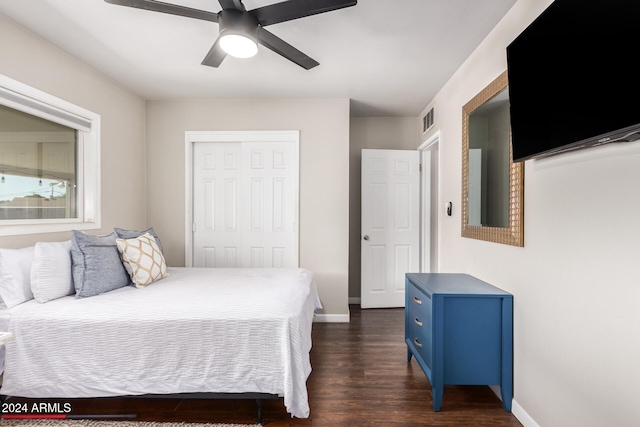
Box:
(461, 70, 524, 247)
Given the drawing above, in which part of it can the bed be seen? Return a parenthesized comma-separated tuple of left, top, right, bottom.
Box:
(0, 233, 321, 420)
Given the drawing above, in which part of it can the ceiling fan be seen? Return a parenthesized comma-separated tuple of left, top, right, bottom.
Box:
(104, 0, 357, 69)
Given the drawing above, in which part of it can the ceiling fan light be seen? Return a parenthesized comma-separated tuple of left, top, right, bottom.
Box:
(220, 34, 258, 58)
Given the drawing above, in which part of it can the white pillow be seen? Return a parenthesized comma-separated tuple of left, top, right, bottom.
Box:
(0, 246, 35, 308)
(31, 241, 74, 303)
(116, 232, 168, 288)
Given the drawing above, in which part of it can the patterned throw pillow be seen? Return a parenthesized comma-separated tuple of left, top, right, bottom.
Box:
(116, 232, 168, 288)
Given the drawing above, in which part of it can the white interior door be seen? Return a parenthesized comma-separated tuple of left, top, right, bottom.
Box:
(191, 135, 298, 268)
(361, 149, 420, 308)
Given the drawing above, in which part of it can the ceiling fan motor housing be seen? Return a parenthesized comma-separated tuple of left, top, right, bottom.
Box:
(218, 9, 259, 42)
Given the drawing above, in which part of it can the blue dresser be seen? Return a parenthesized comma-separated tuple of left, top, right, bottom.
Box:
(405, 273, 513, 412)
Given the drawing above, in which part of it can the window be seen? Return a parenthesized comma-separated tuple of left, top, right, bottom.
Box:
(0, 105, 78, 220)
(0, 74, 100, 236)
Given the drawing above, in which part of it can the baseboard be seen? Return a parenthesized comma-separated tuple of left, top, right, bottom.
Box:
(348, 297, 361, 305)
(314, 312, 350, 323)
(511, 399, 540, 427)
(488, 385, 539, 427)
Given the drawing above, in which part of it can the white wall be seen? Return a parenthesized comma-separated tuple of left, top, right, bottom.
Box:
(420, 0, 640, 425)
(349, 117, 419, 299)
(145, 98, 350, 318)
(0, 13, 147, 249)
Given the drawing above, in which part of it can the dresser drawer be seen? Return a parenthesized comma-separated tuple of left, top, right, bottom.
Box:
(407, 320, 431, 369)
(406, 281, 433, 369)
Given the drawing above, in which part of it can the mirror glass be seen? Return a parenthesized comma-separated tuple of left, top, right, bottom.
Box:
(467, 89, 510, 227)
(461, 71, 524, 246)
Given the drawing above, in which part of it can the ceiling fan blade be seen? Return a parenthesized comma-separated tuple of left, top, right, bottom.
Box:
(251, 0, 356, 27)
(104, 0, 219, 22)
(257, 27, 319, 70)
(218, 0, 246, 11)
(201, 37, 227, 67)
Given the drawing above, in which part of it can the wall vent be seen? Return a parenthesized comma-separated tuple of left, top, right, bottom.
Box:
(423, 107, 435, 133)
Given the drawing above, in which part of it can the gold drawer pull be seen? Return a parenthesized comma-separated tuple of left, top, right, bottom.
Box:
(413, 296, 422, 305)
(413, 338, 423, 349)
(414, 317, 422, 327)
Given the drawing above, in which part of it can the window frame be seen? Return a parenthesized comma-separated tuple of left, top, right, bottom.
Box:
(0, 74, 101, 236)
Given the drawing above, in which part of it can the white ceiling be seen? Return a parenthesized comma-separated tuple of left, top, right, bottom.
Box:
(0, 0, 517, 117)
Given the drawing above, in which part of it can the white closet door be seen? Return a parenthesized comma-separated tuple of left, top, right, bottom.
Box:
(192, 139, 298, 268)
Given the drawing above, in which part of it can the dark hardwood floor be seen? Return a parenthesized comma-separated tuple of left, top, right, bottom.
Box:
(5, 305, 523, 426)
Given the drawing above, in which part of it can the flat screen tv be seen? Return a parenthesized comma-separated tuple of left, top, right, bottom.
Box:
(506, 0, 640, 162)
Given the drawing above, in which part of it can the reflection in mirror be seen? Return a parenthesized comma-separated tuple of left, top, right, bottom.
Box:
(468, 89, 510, 227)
(462, 71, 524, 247)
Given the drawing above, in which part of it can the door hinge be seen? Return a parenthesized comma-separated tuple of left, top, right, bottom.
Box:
(419, 163, 423, 172)
(192, 222, 197, 233)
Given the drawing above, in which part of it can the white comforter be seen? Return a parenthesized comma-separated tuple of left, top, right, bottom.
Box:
(0, 308, 9, 375)
(1, 267, 321, 418)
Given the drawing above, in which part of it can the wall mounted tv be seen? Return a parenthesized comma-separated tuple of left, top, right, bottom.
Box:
(506, 0, 640, 162)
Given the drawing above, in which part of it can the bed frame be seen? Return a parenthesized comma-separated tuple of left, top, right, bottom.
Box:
(135, 392, 281, 425)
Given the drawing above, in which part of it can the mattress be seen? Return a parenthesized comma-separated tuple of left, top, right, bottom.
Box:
(1, 267, 321, 418)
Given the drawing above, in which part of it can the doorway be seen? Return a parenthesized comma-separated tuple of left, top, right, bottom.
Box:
(419, 131, 440, 273)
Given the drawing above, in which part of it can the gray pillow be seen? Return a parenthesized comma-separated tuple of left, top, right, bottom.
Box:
(114, 227, 163, 253)
(71, 231, 131, 298)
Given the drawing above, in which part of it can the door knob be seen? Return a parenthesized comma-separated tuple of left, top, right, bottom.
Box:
(363, 235, 370, 241)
